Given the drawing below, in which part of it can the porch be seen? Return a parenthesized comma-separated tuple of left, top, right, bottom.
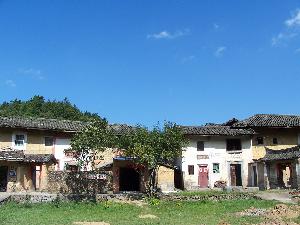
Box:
(0, 148, 56, 192)
(253, 146, 300, 190)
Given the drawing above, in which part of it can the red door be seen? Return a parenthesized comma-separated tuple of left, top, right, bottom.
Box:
(198, 165, 208, 188)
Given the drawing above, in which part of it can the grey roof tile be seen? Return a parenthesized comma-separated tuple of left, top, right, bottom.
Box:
(181, 125, 255, 136)
(0, 147, 56, 163)
(233, 114, 300, 128)
(0, 116, 86, 131)
(0, 116, 135, 134)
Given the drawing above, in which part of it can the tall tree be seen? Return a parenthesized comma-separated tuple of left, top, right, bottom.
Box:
(118, 122, 187, 196)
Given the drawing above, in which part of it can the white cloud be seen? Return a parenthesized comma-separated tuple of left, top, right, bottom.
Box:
(214, 46, 226, 57)
(285, 9, 300, 27)
(18, 68, 44, 80)
(147, 29, 190, 40)
(5, 80, 16, 87)
(271, 32, 298, 46)
(272, 9, 300, 47)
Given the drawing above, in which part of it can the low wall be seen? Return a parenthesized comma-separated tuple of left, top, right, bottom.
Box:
(160, 192, 259, 201)
(47, 171, 113, 194)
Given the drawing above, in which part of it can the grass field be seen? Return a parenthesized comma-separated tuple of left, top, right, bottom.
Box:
(0, 199, 280, 225)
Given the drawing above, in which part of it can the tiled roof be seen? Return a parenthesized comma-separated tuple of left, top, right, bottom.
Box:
(0, 149, 24, 161)
(0, 116, 135, 134)
(24, 154, 57, 163)
(259, 146, 300, 161)
(0, 147, 56, 163)
(233, 114, 300, 128)
(181, 125, 255, 136)
(0, 116, 86, 132)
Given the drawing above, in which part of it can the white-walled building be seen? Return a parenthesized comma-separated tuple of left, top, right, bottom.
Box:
(179, 124, 255, 190)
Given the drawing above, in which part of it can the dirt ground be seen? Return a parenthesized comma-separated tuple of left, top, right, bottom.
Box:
(234, 204, 300, 225)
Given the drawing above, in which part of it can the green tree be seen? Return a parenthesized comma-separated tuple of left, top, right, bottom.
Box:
(71, 120, 187, 196)
(118, 122, 187, 196)
(70, 118, 116, 170)
(0, 95, 100, 121)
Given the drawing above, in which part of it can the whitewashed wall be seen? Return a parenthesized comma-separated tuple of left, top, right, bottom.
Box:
(181, 136, 252, 189)
(54, 138, 73, 171)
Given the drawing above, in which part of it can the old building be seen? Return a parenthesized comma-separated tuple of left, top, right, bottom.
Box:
(179, 124, 255, 190)
(233, 114, 300, 190)
(0, 116, 84, 192)
(0, 116, 175, 193)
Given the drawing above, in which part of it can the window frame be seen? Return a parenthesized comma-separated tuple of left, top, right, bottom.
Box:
(226, 139, 242, 151)
(188, 165, 194, 175)
(12, 132, 27, 150)
(213, 163, 220, 173)
(44, 136, 54, 147)
(197, 141, 204, 151)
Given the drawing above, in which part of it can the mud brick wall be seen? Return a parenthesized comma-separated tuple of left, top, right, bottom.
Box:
(47, 171, 113, 194)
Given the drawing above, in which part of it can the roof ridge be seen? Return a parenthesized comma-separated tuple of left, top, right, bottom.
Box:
(0, 115, 88, 124)
(253, 113, 300, 117)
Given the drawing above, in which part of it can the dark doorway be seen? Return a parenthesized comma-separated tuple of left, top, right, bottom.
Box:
(0, 166, 8, 192)
(277, 163, 292, 188)
(253, 166, 258, 187)
(119, 167, 140, 191)
(174, 169, 184, 190)
(230, 164, 242, 186)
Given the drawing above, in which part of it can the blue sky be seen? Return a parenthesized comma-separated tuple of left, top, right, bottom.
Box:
(1, 0, 300, 127)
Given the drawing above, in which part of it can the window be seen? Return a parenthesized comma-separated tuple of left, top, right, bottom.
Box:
(256, 137, 264, 145)
(65, 163, 78, 172)
(197, 141, 204, 151)
(14, 134, 25, 146)
(273, 138, 278, 145)
(213, 163, 220, 173)
(226, 139, 242, 151)
(45, 137, 54, 146)
(188, 165, 194, 175)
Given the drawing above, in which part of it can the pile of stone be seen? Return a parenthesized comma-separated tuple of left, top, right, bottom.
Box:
(236, 207, 267, 217)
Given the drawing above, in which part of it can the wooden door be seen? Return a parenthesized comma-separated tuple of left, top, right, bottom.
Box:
(198, 165, 208, 188)
(230, 164, 236, 186)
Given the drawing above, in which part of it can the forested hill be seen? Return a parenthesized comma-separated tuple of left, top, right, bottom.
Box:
(0, 95, 101, 122)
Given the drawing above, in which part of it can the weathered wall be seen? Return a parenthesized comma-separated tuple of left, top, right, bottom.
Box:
(0, 162, 34, 192)
(157, 166, 174, 192)
(252, 128, 300, 160)
(0, 128, 12, 148)
(47, 171, 113, 194)
(94, 148, 117, 167)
